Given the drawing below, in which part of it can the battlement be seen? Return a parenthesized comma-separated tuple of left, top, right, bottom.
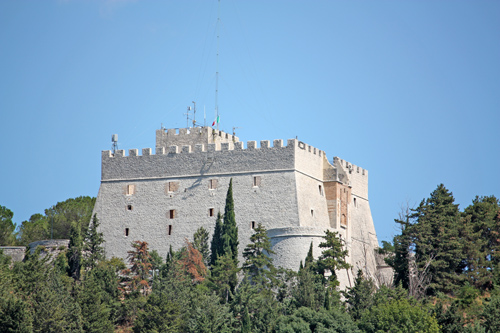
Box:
(104, 138, 325, 158)
(333, 156, 367, 176)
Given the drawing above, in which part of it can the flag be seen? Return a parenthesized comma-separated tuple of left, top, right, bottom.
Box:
(212, 116, 220, 127)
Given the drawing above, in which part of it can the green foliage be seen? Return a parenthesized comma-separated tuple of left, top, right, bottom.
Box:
(67, 221, 83, 280)
(77, 271, 114, 333)
(210, 252, 239, 302)
(0, 295, 33, 333)
(133, 291, 183, 333)
(242, 222, 276, 286)
(210, 211, 224, 266)
(274, 306, 360, 333)
(359, 298, 440, 333)
(0, 205, 16, 246)
(82, 214, 106, 271)
(222, 178, 238, 263)
(482, 290, 500, 333)
(193, 226, 210, 266)
(126, 241, 152, 293)
(461, 196, 500, 290)
(317, 230, 351, 286)
(186, 290, 236, 332)
(344, 270, 376, 321)
(18, 196, 95, 245)
(411, 184, 465, 295)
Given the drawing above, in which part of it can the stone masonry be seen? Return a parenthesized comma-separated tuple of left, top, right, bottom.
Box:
(93, 127, 391, 289)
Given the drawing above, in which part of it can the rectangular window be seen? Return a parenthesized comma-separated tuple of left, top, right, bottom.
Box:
(167, 181, 179, 193)
(126, 184, 135, 195)
(125, 228, 129, 237)
(319, 185, 323, 195)
(209, 208, 215, 217)
(253, 176, 261, 187)
(168, 225, 172, 235)
(251, 221, 256, 229)
(169, 209, 176, 219)
(209, 179, 218, 190)
(127, 205, 133, 211)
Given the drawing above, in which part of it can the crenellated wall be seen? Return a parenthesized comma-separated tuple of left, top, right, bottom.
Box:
(94, 127, 386, 289)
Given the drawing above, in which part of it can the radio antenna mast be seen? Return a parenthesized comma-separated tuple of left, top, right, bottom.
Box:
(215, 0, 220, 131)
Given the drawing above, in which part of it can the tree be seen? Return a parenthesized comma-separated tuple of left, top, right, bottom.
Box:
(317, 230, 351, 286)
(210, 252, 239, 302)
(344, 270, 376, 321)
(17, 213, 49, 246)
(411, 184, 465, 295)
(125, 241, 152, 294)
(83, 214, 106, 271)
(222, 178, 238, 263)
(461, 196, 500, 290)
(178, 240, 207, 283)
(193, 226, 210, 266)
(242, 222, 276, 286)
(210, 212, 224, 266)
(0, 205, 16, 246)
(275, 306, 360, 333)
(132, 292, 183, 333)
(67, 221, 83, 280)
(45, 196, 96, 239)
(359, 298, 440, 333)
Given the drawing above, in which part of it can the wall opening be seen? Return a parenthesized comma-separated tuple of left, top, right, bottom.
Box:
(209, 179, 218, 190)
(127, 205, 133, 211)
(209, 208, 214, 217)
(126, 184, 135, 195)
(125, 228, 129, 237)
(253, 176, 261, 187)
(251, 221, 256, 229)
(169, 209, 176, 219)
(168, 225, 172, 235)
(319, 185, 323, 195)
(311, 209, 314, 217)
(353, 198, 357, 207)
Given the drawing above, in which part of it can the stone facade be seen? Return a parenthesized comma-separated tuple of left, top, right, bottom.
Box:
(93, 127, 391, 289)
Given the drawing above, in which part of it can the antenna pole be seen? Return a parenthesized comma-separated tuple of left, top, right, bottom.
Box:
(215, 0, 220, 131)
(192, 101, 196, 127)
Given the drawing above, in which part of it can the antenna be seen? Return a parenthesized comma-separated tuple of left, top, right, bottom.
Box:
(232, 126, 240, 138)
(111, 134, 118, 154)
(185, 106, 191, 128)
(215, 0, 220, 131)
(192, 101, 197, 127)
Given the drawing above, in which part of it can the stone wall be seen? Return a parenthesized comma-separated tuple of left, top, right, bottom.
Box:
(0, 246, 26, 262)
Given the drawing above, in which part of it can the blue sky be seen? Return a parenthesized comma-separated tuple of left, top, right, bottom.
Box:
(1, 1, 499, 245)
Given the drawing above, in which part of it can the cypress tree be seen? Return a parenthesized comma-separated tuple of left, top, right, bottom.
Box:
(83, 214, 106, 271)
(305, 242, 314, 267)
(210, 211, 224, 266)
(221, 178, 238, 263)
(67, 221, 83, 280)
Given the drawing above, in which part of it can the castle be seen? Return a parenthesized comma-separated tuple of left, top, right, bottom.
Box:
(93, 126, 391, 288)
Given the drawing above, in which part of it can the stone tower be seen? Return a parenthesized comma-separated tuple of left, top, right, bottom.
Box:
(92, 127, 391, 289)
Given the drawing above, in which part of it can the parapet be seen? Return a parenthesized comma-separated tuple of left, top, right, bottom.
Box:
(333, 157, 367, 176)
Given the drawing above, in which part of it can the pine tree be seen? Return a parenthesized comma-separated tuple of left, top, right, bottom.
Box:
(222, 178, 238, 263)
(411, 184, 464, 295)
(305, 242, 314, 267)
(344, 270, 375, 321)
(210, 212, 224, 266)
(242, 222, 276, 286)
(193, 226, 210, 266)
(83, 214, 106, 271)
(317, 230, 351, 286)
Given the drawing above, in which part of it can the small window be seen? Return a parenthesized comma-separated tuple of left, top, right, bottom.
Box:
(318, 185, 323, 195)
(209, 208, 215, 217)
(169, 209, 176, 219)
(251, 221, 256, 229)
(353, 198, 357, 207)
(125, 228, 129, 237)
(126, 184, 135, 195)
(209, 179, 218, 190)
(253, 176, 261, 187)
(167, 181, 179, 193)
(311, 209, 314, 217)
(168, 225, 172, 235)
(127, 205, 133, 211)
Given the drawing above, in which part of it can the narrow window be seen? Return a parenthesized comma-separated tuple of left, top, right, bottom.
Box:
(125, 228, 129, 237)
(311, 209, 314, 217)
(251, 221, 256, 229)
(253, 176, 261, 187)
(167, 181, 179, 193)
(126, 184, 135, 195)
(353, 198, 357, 207)
(168, 225, 172, 235)
(169, 209, 175, 219)
(209, 179, 218, 190)
(209, 208, 214, 217)
(318, 185, 323, 195)
(127, 205, 133, 211)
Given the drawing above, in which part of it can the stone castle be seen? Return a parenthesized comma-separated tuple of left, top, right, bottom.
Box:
(93, 126, 391, 288)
